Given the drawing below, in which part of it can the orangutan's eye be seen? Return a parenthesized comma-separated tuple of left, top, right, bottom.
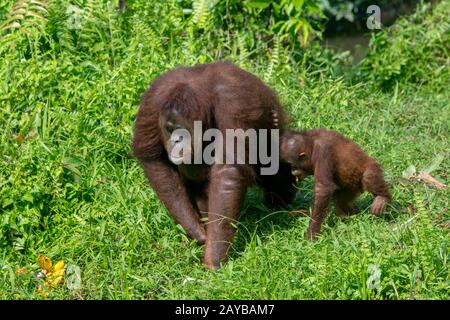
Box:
(298, 152, 306, 159)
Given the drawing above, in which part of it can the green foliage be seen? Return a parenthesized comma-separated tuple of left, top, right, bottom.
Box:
(192, 0, 219, 29)
(248, 0, 325, 46)
(188, 0, 324, 48)
(359, 1, 450, 90)
(0, 0, 448, 300)
(0, 0, 48, 55)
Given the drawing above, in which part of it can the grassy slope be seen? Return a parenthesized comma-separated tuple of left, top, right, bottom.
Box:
(0, 1, 448, 299)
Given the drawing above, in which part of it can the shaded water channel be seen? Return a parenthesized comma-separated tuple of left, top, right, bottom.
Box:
(321, 0, 426, 63)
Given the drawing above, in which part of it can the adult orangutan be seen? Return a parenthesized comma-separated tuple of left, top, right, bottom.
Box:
(132, 62, 295, 269)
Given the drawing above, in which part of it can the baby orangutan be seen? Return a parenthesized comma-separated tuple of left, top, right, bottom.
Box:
(280, 129, 392, 240)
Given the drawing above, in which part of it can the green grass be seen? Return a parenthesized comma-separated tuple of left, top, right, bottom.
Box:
(0, 0, 449, 299)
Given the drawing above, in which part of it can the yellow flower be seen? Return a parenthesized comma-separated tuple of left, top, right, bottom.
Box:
(47, 260, 65, 288)
(37, 255, 65, 289)
(38, 255, 52, 272)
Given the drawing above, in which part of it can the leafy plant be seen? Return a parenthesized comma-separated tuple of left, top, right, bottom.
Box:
(246, 0, 325, 46)
(359, 1, 450, 90)
(187, 0, 324, 48)
(192, 0, 219, 29)
(0, 0, 48, 54)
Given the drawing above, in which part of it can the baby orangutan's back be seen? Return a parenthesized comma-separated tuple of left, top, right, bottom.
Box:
(312, 130, 376, 190)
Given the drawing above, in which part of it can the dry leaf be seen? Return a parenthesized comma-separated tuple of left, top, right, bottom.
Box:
(401, 203, 417, 214)
(16, 267, 27, 275)
(290, 208, 310, 217)
(417, 171, 447, 190)
(14, 134, 25, 143)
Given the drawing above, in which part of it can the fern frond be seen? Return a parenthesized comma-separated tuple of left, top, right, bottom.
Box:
(0, 0, 48, 47)
(131, 18, 162, 52)
(236, 33, 252, 69)
(0, 0, 48, 32)
(264, 36, 280, 82)
(192, 0, 218, 29)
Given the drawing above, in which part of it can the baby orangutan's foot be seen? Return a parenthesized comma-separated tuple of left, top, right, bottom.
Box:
(371, 196, 390, 215)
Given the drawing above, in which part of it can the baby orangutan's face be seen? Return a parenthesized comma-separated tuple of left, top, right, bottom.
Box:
(291, 168, 309, 183)
(280, 135, 313, 182)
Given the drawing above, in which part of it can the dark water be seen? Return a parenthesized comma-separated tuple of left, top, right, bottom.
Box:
(323, 34, 370, 63)
(322, 0, 424, 63)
